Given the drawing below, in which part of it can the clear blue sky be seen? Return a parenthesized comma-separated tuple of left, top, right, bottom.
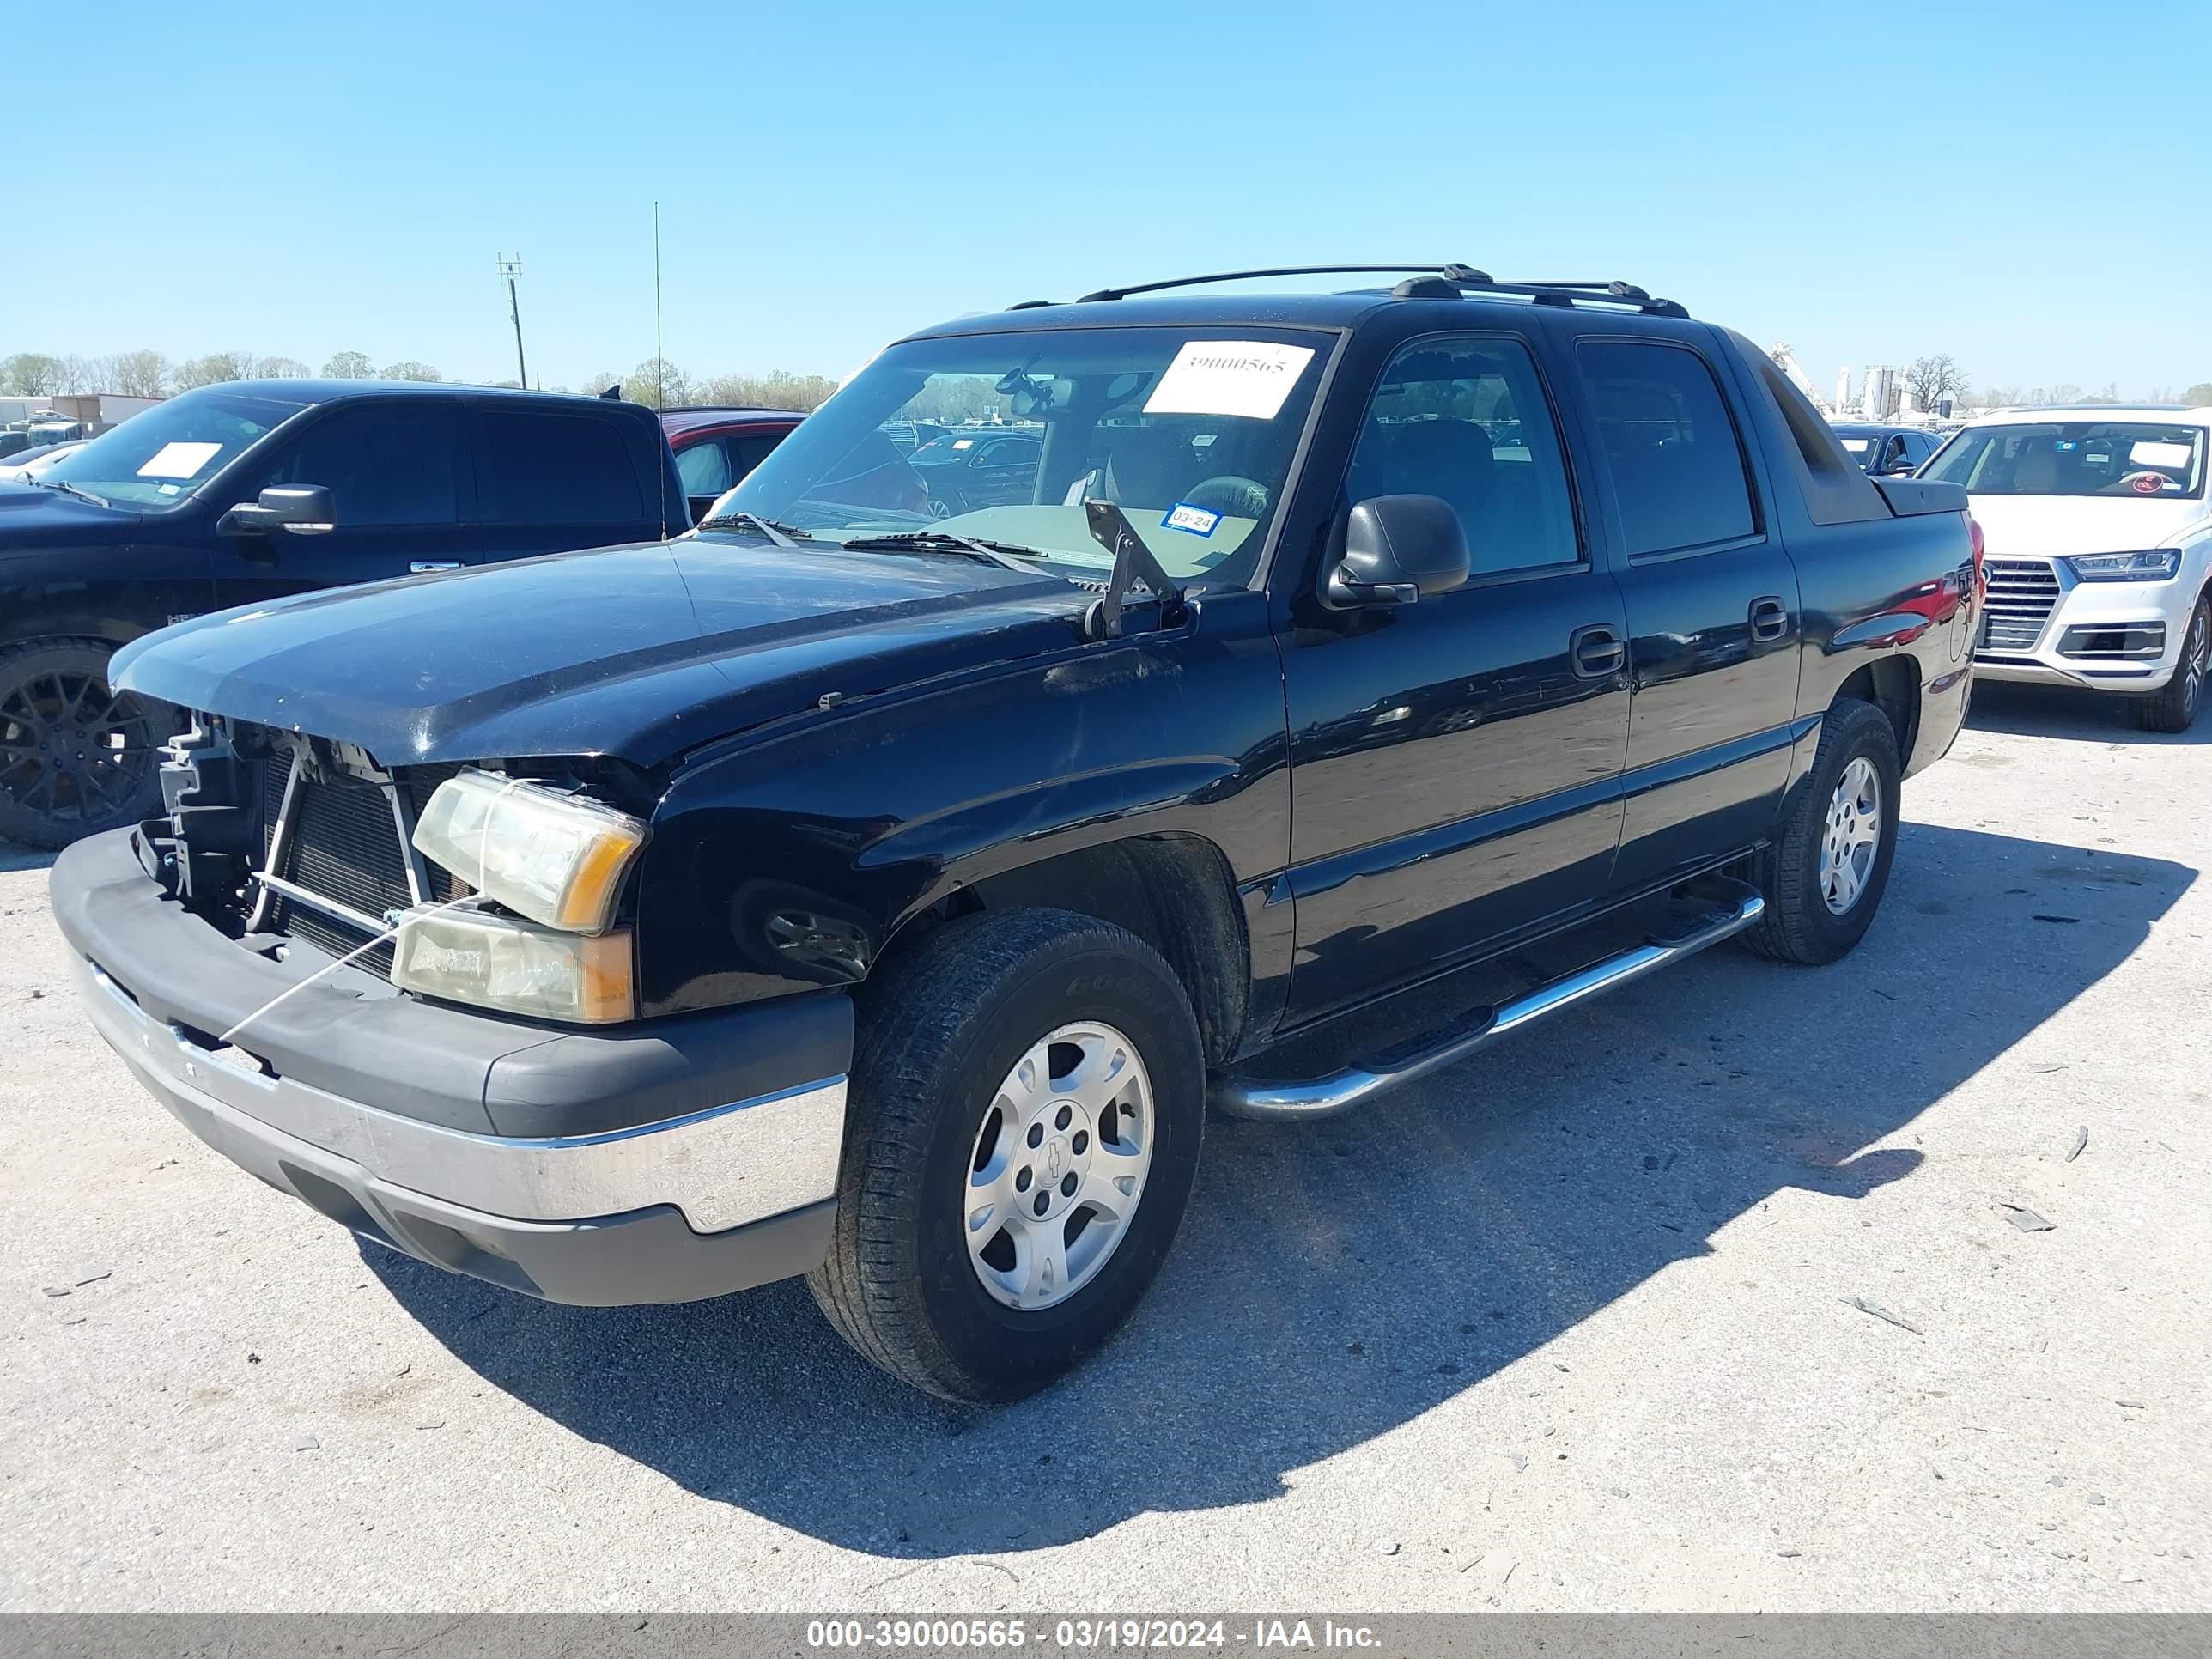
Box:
(29, 0, 2211, 398)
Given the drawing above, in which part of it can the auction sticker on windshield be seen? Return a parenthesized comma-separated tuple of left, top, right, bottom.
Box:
(137, 441, 223, 479)
(1145, 341, 1315, 420)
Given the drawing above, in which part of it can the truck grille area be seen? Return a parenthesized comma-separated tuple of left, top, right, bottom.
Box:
(258, 755, 460, 969)
(1978, 557, 2060, 653)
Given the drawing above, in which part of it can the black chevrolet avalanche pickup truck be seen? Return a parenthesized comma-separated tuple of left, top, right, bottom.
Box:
(51, 266, 1979, 1401)
(0, 380, 683, 848)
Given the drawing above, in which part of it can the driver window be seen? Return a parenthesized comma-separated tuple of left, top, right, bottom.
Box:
(257, 406, 459, 526)
(1346, 336, 1580, 576)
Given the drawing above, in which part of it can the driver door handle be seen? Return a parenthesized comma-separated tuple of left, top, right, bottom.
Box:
(410, 561, 464, 574)
(1571, 623, 1627, 680)
(1750, 596, 1791, 642)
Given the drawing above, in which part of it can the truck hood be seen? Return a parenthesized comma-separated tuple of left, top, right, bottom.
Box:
(112, 535, 1091, 767)
(0, 482, 144, 547)
(1967, 493, 2208, 558)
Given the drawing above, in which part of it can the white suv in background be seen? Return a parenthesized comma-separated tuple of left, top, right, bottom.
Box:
(1925, 405, 2212, 731)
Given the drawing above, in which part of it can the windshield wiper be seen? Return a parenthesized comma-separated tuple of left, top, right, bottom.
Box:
(28, 477, 109, 507)
(839, 532, 1056, 573)
(696, 510, 809, 545)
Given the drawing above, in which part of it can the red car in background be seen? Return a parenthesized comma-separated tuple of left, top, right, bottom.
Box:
(660, 406, 805, 523)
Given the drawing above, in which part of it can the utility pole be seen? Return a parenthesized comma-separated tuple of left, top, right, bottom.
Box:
(496, 254, 527, 389)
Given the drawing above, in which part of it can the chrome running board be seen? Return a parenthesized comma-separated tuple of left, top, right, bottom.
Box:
(1211, 878, 1766, 1121)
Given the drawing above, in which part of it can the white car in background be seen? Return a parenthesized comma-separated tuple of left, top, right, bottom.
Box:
(1925, 405, 2211, 732)
(0, 439, 88, 483)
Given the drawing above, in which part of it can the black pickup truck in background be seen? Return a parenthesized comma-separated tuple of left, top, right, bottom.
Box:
(52, 265, 1979, 1401)
(0, 381, 684, 847)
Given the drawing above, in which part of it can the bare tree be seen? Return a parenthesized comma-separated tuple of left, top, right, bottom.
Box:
(322, 350, 374, 379)
(250, 356, 313, 380)
(624, 357, 690, 410)
(1905, 355, 1970, 415)
(0, 353, 64, 395)
(582, 371, 621, 397)
(101, 349, 170, 398)
(379, 361, 442, 382)
(694, 370, 839, 412)
(172, 352, 256, 389)
(53, 354, 102, 394)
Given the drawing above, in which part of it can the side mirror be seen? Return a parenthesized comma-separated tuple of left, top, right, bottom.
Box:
(219, 485, 337, 538)
(1326, 494, 1470, 608)
(1881, 459, 1918, 477)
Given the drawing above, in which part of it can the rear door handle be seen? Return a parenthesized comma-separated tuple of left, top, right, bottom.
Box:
(409, 561, 464, 574)
(1570, 623, 1627, 680)
(1750, 596, 1791, 642)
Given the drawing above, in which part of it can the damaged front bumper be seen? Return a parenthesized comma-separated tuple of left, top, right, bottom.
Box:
(52, 830, 852, 1306)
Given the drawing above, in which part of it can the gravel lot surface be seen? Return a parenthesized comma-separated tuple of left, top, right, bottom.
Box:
(3, 684, 2207, 1613)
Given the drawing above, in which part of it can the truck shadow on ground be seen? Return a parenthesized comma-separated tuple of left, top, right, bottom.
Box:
(1966, 681, 2212, 746)
(0, 843, 60, 875)
(371, 820, 2191, 1558)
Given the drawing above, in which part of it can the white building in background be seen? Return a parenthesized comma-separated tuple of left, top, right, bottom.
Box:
(1835, 367, 1853, 412)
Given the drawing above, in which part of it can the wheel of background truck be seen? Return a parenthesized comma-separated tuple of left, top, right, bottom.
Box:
(0, 637, 173, 850)
(806, 907, 1205, 1401)
(1740, 696, 1902, 966)
(2129, 591, 2209, 734)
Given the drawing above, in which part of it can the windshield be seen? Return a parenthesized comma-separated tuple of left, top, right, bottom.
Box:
(40, 387, 307, 507)
(712, 325, 1333, 586)
(1924, 420, 2206, 500)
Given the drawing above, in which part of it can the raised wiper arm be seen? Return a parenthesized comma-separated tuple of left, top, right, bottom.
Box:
(839, 532, 1054, 573)
(696, 510, 809, 546)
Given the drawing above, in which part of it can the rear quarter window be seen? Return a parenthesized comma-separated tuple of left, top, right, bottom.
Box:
(1577, 340, 1758, 556)
(478, 411, 649, 524)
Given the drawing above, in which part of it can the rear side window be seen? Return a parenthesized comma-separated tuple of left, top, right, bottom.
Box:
(478, 411, 647, 524)
(258, 405, 460, 526)
(1577, 341, 1757, 556)
(730, 432, 786, 478)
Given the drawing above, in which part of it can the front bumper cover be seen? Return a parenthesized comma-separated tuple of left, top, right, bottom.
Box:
(53, 830, 851, 1306)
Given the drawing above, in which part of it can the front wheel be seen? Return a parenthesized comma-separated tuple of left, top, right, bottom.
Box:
(1741, 697, 1902, 965)
(807, 908, 1205, 1401)
(2130, 592, 2209, 733)
(0, 636, 173, 850)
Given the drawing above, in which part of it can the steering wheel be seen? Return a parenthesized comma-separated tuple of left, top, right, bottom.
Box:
(1182, 475, 1270, 519)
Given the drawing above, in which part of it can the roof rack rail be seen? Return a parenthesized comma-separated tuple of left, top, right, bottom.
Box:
(1076, 264, 1492, 304)
(1073, 265, 1688, 319)
(1389, 274, 1688, 319)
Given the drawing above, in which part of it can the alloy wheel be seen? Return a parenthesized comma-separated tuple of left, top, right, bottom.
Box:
(1820, 756, 1883, 915)
(963, 1021, 1154, 1311)
(0, 669, 160, 829)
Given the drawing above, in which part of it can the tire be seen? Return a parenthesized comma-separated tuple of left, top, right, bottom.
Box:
(0, 636, 175, 850)
(1741, 697, 1902, 966)
(2129, 591, 2209, 734)
(807, 908, 1205, 1401)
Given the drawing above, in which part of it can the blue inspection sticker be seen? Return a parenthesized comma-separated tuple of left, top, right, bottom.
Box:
(1162, 501, 1222, 538)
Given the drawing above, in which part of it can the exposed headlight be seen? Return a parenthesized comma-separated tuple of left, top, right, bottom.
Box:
(412, 769, 647, 933)
(391, 908, 635, 1024)
(2063, 549, 2179, 582)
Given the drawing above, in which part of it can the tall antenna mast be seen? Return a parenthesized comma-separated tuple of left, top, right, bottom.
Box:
(496, 253, 527, 388)
(652, 202, 664, 404)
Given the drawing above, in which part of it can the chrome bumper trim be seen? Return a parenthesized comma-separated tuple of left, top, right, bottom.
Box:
(74, 955, 845, 1233)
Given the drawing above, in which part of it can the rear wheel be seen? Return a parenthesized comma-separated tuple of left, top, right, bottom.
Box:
(807, 908, 1204, 1401)
(2130, 592, 2209, 733)
(0, 636, 173, 849)
(1741, 697, 1902, 966)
